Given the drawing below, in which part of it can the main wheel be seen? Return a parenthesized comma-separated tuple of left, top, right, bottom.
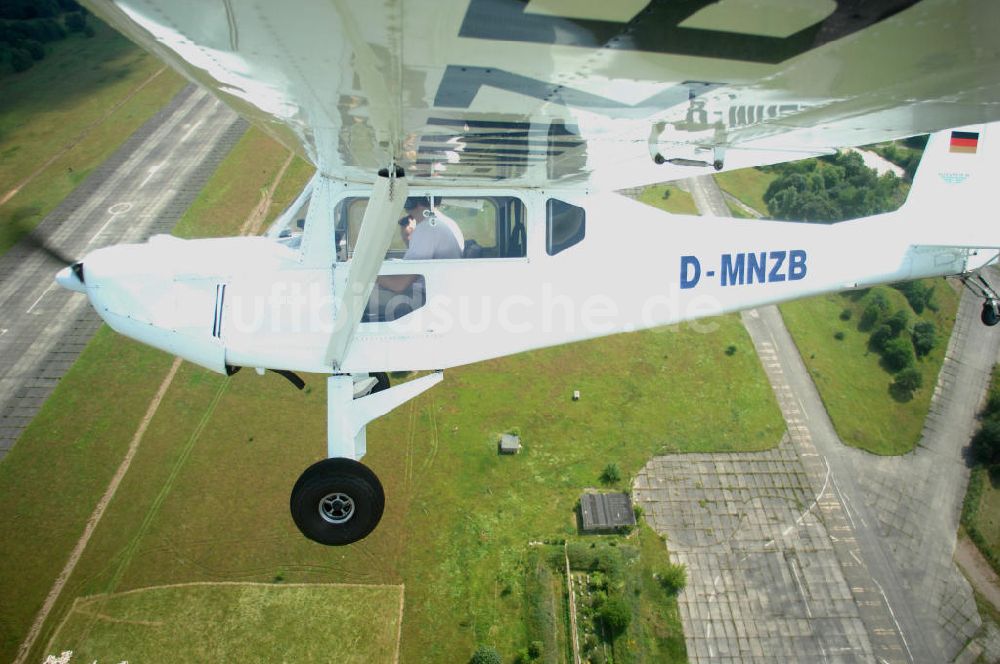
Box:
(290, 458, 385, 545)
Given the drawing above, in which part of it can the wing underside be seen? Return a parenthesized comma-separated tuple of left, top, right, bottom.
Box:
(83, 0, 1000, 189)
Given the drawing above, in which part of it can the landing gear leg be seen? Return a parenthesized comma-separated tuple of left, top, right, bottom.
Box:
(289, 372, 443, 545)
(960, 273, 1000, 327)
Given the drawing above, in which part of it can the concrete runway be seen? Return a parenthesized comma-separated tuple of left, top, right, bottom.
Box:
(0, 85, 245, 459)
(636, 175, 999, 663)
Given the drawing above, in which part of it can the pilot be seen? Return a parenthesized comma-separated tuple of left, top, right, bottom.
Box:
(398, 216, 414, 247)
(367, 197, 464, 321)
(399, 196, 463, 260)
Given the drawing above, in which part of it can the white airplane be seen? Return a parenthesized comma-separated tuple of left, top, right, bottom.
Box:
(51, 0, 1000, 545)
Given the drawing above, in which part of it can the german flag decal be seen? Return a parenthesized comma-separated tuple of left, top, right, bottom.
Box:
(950, 130, 980, 153)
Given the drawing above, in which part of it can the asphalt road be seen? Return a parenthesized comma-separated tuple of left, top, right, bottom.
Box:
(0, 85, 245, 459)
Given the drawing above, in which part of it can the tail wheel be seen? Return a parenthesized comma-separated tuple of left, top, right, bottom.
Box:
(371, 372, 390, 393)
(983, 300, 1000, 327)
(290, 458, 384, 546)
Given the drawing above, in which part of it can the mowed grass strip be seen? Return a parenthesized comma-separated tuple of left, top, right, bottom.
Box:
(0, 20, 185, 255)
(0, 129, 300, 663)
(713, 167, 776, 216)
(780, 281, 959, 454)
(635, 183, 699, 215)
(44, 583, 402, 663)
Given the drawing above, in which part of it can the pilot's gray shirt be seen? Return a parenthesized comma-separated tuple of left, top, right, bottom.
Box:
(403, 211, 464, 260)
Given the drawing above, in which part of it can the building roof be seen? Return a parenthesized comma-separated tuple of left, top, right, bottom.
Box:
(499, 433, 521, 453)
(580, 493, 636, 531)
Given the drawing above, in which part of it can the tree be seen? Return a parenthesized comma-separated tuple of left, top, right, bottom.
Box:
(859, 304, 880, 331)
(599, 596, 631, 637)
(912, 321, 936, 357)
(869, 324, 893, 352)
(881, 337, 915, 373)
(971, 419, 1000, 466)
(64, 10, 85, 32)
(600, 463, 621, 485)
(892, 367, 923, 400)
(470, 645, 502, 664)
(886, 309, 909, 337)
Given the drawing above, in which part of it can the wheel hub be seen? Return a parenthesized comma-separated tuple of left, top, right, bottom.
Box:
(318, 492, 355, 524)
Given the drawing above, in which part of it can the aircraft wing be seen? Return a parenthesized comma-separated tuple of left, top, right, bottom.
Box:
(83, 0, 1000, 190)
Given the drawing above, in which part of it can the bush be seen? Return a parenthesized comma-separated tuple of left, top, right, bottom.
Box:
(598, 596, 631, 637)
(886, 309, 909, 337)
(834, 331, 845, 341)
(869, 324, 893, 352)
(894, 280, 935, 314)
(470, 645, 502, 664)
(600, 463, 621, 485)
(9, 46, 31, 71)
(859, 303, 880, 331)
(839, 308, 852, 321)
(912, 321, 936, 357)
(881, 337, 915, 372)
(657, 562, 687, 596)
(22, 37, 42, 59)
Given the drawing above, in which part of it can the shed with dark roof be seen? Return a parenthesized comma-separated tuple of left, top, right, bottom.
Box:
(580, 493, 636, 532)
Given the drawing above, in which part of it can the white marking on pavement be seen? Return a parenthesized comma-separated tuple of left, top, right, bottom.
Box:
(25, 284, 55, 314)
(139, 163, 162, 188)
(789, 559, 813, 618)
(872, 577, 914, 663)
(831, 476, 857, 529)
(181, 119, 203, 142)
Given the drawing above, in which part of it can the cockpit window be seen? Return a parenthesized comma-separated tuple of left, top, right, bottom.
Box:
(335, 196, 526, 261)
(546, 199, 585, 255)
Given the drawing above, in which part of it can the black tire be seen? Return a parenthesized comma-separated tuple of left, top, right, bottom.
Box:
(983, 301, 1000, 327)
(290, 458, 385, 546)
(371, 372, 390, 394)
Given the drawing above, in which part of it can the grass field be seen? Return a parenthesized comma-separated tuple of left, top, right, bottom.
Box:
(780, 282, 959, 454)
(712, 168, 776, 216)
(1, 125, 785, 663)
(0, 19, 185, 255)
(44, 583, 403, 663)
(969, 467, 1000, 563)
(963, 368, 1000, 576)
(635, 183, 699, 215)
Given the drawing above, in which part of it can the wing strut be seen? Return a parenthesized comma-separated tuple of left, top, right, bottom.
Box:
(324, 168, 408, 369)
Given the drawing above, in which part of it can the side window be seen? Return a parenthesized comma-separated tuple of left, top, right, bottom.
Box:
(335, 196, 527, 260)
(546, 199, 585, 255)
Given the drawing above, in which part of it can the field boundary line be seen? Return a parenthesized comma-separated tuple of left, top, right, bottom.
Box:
(70, 580, 405, 602)
(239, 151, 294, 236)
(0, 66, 168, 208)
(16, 356, 183, 664)
(394, 584, 405, 664)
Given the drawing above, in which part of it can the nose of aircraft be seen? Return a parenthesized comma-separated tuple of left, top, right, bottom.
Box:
(55, 262, 86, 293)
